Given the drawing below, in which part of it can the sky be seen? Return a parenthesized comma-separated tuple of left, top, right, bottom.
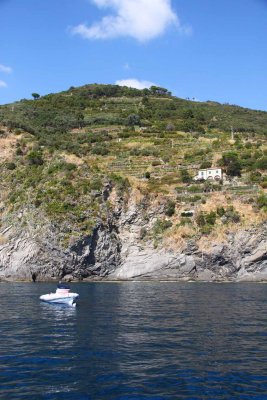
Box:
(0, 0, 267, 110)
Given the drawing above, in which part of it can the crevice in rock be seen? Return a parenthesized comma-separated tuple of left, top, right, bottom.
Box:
(32, 272, 37, 282)
(85, 227, 99, 266)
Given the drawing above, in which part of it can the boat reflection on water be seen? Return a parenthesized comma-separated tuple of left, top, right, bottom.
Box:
(39, 294, 78, 356)
(40, 301, 78, 317)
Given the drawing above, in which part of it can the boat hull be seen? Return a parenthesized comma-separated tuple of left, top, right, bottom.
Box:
(40, 293, 79, 306)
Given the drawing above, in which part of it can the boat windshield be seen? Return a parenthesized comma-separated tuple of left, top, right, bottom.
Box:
(57, 283, 70, 290)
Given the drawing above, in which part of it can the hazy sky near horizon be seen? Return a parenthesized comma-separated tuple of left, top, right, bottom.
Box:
(0, 0, 267, 110)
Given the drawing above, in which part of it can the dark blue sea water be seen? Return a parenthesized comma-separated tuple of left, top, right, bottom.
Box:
(0, 282, 267, 399)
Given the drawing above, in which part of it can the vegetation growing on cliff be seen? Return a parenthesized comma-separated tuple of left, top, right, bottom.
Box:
(0, 83, 266, 246)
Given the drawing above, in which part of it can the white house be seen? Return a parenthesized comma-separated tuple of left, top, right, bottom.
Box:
(194, 168, 222, 181)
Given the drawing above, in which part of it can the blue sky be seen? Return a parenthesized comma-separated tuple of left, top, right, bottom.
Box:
(0, 0, 267, 110)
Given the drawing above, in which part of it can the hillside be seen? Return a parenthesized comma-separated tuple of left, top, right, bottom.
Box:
(0, 84, 266, 281)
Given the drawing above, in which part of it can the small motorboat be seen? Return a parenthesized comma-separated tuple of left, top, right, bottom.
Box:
(40, 283, 79, 307)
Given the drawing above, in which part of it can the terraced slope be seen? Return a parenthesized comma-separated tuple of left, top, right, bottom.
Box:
(0, 84, 266, 281)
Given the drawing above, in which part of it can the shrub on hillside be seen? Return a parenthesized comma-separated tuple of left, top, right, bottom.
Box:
(180, 169, 191, 183)
(257, 193, 267, 210)
(151, 160, 161, 166)
(195, 207, 241, 231)
(165, 200, 176, 217)
(255, 157, 267, 170)
(127, 114, 141, 127)
(144, 171, 151, 179)
(260, 181, 267, 189)
(140, 227, 147, 240)
(166, 122, 175, 131)
(188, 185, 202, 193)
(110, 174, 130, 195)
(216, 206, 226, 217)
(16, 147, 23, 156)
(27, 150, 44, 166)
(195, 211, 216, 234)
(222, 206, 241, 224)
(92, 145, 109, 156)
(205, 211, 217, 225)
(5, 162, 16, 170)
(249, 171, 262, 183)
(47, 161, 77, 174)
(219, 152, 242, 177)
(196, 212, 206, 227)
(200, 161, 212, 169)
(89, 178, 103, 192)
(153, 219, 172, 236)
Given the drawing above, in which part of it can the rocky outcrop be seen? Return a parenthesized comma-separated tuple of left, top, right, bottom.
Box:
(109, 203, 267, 282)
(0, 208, 120, 281)
(0, 199, 266, 282)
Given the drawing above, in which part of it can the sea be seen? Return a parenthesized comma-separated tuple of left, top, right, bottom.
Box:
(0, 282, 267, 399)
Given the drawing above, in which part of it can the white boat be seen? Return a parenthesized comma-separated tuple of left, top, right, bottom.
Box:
(40, 284, 79, 307)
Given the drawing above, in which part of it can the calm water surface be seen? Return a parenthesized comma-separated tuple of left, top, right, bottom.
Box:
(0, 282, 267, 399)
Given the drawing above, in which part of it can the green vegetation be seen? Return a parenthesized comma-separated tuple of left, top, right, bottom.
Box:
(153, 219, 173, 236)
(219, 152, 242, 177)
(257, 193, 267, 211)
(0, 83, 266, 244)
(165, 200, 176, 217)
(31, 93, 40, 100)
(196, 206, 241, 234)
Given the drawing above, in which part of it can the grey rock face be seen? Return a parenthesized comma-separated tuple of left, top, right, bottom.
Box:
(0, 209, 120, 281)
(0, 201, 266, 282)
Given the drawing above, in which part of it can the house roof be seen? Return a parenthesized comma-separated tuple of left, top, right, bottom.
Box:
(199, 168, 222, 172)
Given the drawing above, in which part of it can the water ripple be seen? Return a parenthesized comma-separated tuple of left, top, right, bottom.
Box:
(0, 282, 267, 399)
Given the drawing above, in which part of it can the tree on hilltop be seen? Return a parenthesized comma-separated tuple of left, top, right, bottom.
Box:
(32, 93, 40, 100)
(150, 86, 171, 96)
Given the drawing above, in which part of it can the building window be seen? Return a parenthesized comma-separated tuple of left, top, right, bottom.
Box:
(208, 171, 211, 174)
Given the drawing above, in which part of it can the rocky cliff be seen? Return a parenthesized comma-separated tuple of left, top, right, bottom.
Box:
(0, 190, 266, 282)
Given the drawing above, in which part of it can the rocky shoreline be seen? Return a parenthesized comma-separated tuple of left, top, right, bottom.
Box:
(0, 198, 266, 283)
